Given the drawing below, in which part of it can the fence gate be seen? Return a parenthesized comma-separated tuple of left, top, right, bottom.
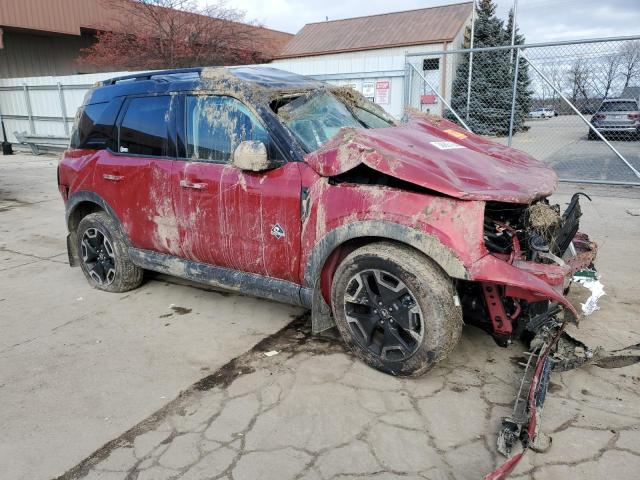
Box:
(405, 36, 640, 186)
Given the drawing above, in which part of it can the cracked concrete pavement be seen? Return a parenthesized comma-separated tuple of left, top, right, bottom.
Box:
(2, 153, 640, 480)
(61, 314, 640, 480)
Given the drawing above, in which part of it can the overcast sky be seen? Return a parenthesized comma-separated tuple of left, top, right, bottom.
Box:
(204, 0, 640, 43)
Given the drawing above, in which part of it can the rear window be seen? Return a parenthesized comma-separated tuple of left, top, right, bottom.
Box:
(119, 96, 171, 157)
(69, 102, 109, 149)
(599, 101, 638, 112)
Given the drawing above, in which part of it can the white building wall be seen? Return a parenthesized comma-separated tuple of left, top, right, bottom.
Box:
(273, 14, 472, 119)
(273, 44, 448, 119)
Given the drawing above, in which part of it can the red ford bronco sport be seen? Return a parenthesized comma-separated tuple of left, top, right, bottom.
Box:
(59, 66, 596, 378)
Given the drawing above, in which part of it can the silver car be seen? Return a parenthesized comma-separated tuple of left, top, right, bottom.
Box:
(589, 98, 640, 140)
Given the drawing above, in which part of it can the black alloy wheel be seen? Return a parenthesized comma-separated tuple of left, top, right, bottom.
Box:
(80, 227, 116, 286)
(343, 268, 424, 362)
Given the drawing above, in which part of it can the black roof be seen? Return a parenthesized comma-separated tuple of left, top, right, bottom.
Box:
(86, 66, 323, 105)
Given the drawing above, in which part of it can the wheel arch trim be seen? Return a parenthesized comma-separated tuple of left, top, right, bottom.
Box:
(66, 191, 122, 232)
(65, 191, 128, 266)
(303, 220, 470, 290)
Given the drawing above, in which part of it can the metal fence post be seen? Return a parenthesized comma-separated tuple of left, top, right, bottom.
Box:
(507, 47, 521, 146)
(22, 83, 35, 134)
(520, 50, 640, 180)
(465, 1, 476, 121)
(408, 63, 472, 132)
(403, 59, 412, 110)
(57, 82, 69, 135)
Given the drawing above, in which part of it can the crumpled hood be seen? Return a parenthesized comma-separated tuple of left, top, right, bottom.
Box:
(304, 114, 557, 203)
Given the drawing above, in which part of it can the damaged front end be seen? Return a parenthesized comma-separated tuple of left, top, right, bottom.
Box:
(463, 192, 597, 345)
(469, 194, 605, 479)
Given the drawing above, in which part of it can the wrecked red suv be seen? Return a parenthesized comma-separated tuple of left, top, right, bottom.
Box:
(59, 67, 596, 383)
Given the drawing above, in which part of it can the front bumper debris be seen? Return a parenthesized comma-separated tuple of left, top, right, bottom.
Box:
(485, 319, 640, 480)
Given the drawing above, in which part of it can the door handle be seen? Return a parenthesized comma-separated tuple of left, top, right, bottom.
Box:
(180, 179, 207, 190)
(103, 173, 124, 182)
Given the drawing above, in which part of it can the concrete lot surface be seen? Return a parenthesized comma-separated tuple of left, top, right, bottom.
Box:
(1, 153, 640, 480)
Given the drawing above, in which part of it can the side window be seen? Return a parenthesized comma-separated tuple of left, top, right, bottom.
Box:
(186, 95, 269, 163)
(119, 96, 171, 157)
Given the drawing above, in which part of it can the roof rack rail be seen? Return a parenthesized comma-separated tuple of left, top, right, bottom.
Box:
(104, 67, 204, 85)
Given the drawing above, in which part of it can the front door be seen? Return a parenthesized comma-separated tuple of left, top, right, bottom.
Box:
(174, 94, 302, 282)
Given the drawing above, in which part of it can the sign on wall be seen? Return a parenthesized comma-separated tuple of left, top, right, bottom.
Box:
(362, 81, 375, 100)
(375, 80, 390, 105)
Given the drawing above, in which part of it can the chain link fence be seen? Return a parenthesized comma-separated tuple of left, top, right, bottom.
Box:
(405, 36, 640, 185)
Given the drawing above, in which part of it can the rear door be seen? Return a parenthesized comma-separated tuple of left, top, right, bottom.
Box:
(174, 94, 302, 282)
(93, 94, 182, 256)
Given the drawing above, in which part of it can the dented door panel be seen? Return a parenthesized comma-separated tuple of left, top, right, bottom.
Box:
(175, 161, 302, 282)
(218, 162, 302, 282)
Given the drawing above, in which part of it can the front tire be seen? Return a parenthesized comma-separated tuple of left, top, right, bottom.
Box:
(77, 212, 143, 293)
(331, 242, 463, 376)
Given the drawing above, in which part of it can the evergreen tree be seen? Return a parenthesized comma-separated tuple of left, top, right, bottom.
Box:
(447, 0, 531, 135)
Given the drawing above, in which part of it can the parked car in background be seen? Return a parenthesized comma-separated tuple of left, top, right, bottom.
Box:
(589, 98, 640, 140)
(528, 107, 556, 118)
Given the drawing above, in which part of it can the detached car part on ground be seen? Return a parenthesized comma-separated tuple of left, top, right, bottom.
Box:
(59, 67, 606, 479)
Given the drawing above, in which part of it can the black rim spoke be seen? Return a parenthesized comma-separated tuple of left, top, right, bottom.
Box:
(348, 311, 378, 345)
(383, 324, 412, 358)
(81, 227, 116, 286)
(344, 268, 424, 362)
(361, 271, 382, 305)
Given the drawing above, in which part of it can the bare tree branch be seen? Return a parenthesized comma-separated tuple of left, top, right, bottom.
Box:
(620, 40, 640, 89)
(78, 0, 276, 70)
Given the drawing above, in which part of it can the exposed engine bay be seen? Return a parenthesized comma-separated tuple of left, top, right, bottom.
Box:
(460, 193, 597, 348)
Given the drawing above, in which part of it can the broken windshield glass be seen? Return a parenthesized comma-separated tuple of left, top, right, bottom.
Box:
(277, 91, 391, 152)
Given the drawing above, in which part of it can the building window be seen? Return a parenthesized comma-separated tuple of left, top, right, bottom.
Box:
(423, 59, 440, 71)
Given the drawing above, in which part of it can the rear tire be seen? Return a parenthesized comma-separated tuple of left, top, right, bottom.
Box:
(76, 212, 143, 293)
(331, 242, 463, 376)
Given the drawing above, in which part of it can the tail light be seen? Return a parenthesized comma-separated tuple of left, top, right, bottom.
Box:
(593, 113, 606, 119)
(628, 112, 640, 120)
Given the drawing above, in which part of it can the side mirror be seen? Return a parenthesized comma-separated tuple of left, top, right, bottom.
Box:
(232, 141, 277, 172)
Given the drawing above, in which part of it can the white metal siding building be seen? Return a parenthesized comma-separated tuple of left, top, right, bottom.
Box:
(272, 2, 473, 118)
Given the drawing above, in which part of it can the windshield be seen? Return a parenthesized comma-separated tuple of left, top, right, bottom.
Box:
(277, 91, 392, 151)
(599, 101, 638, 112)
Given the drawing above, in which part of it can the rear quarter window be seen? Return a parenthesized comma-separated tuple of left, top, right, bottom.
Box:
(70, 102, 110, 149)
(119, 96, 171, 157)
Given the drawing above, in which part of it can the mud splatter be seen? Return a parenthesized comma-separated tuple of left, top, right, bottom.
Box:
(170, 306, 192, 315)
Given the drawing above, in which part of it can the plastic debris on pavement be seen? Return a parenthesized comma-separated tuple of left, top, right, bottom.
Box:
(264, 350, 280, 357)
(572, 269, 605, 316)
